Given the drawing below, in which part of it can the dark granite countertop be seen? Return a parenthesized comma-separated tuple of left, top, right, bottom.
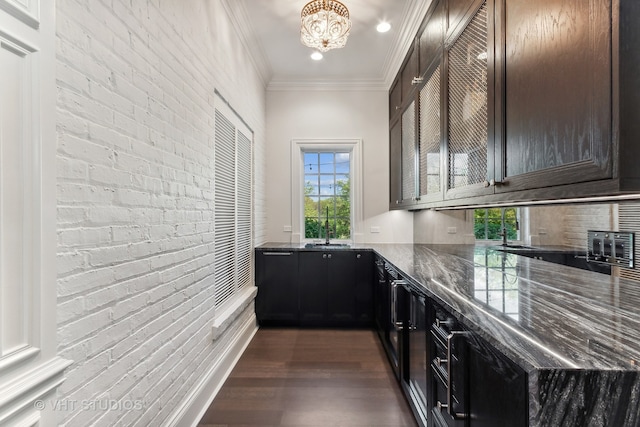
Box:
(256, 242, 640, 372)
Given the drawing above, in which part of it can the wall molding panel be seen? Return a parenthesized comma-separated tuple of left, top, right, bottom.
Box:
(0, 356, 71, 426)
(1, 1, 67, 426)
(0, 0, 39, 29)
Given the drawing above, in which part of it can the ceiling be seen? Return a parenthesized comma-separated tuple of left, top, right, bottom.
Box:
(229, 0, 431, 90)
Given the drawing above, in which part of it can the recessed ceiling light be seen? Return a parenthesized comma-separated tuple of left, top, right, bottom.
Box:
(311, 51, 323, 61)
(376, 22, 391, 33)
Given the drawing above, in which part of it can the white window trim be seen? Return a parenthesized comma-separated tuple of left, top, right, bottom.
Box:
(291, 139, 363, 244)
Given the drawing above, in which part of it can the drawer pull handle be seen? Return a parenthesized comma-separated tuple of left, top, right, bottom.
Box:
(447, 331, 469, 420)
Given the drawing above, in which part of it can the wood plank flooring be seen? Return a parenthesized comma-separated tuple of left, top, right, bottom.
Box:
(198, 328, 418, 427)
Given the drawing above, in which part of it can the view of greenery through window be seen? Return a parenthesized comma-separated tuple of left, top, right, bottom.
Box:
(304, 152, 351, 240)
(474, 208, 519, 240)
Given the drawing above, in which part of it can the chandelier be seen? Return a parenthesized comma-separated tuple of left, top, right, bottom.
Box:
(300, 0, 352, 52)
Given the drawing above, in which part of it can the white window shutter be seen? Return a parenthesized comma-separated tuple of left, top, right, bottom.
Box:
(213, 97, 252, 308)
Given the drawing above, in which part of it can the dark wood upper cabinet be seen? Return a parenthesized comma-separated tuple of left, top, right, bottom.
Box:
(496, 0, 613, 193)
(618, 0, 640, 192)
(444, 0, 496, 201)
(419, 0, 445, 77)
(389, 77, 402, 122)
(390, 119, 402, 208)
(447, 0, 481, 37)
(401, 44, 420, 103)
(388, 0, 640, 209)
(417, 64, 444, 203)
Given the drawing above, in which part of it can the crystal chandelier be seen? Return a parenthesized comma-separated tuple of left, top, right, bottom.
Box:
(300, 0, 352, 52)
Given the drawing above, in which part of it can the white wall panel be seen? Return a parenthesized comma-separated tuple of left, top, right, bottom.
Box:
(0, 0, 39, 28)
(0, 1, 70, 426)
(0, 25, 36, 365)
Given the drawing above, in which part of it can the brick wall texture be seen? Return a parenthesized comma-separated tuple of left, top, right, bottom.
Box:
(55, 0, 266, 425)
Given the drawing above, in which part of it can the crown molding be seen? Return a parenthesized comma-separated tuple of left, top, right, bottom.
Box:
(220, 0, 272, 88)
(267, 78, 389, 92)
(381, 0, 433, 89)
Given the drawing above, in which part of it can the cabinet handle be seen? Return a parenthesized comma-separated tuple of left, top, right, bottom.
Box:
(391, 282, 398, 327)
(263, 252, 292, 256)
(395, 106, 401, 110)
(447, 331, 469, 420)
(327, 253, 332, 259)
(435, 356, 447, 367)
(435, 317, 453, 329)
(322, 254, 327, 259)
(483, 179, 504, 188)
(391, 280, 407, 330)
(356, 253, 361, 259)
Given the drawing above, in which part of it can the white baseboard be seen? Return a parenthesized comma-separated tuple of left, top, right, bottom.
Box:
(163, 312, 258, 427)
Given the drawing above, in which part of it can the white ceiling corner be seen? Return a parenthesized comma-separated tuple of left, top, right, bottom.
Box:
(221, 0, 274, 87)
(234, 0, 432, 92)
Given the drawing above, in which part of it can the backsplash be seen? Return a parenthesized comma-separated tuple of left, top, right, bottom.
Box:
(527, 204, 615, 248)
(413, 209, 475, 244)
(414, 202, 640, 282)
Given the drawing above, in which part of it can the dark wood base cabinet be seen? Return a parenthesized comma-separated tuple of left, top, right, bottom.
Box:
(390, 284, 528, 427)
(299, 250, 373, 327)
(256, 249, 528, 426)
(255, 248, 373, 328)
(401, 285, 429, 426)
(255, 250, 299, 326)
(428, 301, 527, 427)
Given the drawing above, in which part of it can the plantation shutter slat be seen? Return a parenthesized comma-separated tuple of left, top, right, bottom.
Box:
(213, 98, 253, 308)
(236, 130, 252, 290)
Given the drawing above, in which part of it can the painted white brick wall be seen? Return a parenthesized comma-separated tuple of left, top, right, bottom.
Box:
(56, 0, 266, 425)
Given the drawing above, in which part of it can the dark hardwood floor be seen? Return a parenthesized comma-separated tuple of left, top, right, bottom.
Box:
(198, 328, 418, 427)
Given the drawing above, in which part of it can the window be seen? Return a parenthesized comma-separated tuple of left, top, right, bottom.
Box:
(474, 208, 519, 241)
(303, 151, 351, 240)
(214, 96, 252, 309)
(291, 139, 362, 245)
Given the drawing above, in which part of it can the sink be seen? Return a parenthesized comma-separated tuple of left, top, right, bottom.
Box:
(494, 244, 532, 251)
(304, 243, 351, 249)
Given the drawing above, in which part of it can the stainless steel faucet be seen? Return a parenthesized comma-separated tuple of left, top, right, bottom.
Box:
(498, 227, 508, 246)
(324, 206, 330, 244)
(324, 221, 330, 244)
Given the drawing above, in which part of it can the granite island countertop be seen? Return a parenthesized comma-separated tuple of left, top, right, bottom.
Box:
(256, 242, 640, 425)
(258, 242, 640, 370)
(369, 244, 640, 371)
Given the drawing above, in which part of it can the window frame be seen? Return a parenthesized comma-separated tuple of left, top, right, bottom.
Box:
(291, 139, 363, 245)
